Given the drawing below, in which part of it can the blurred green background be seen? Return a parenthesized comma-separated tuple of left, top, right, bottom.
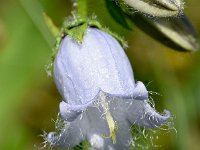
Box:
(0, 0, 200, 149)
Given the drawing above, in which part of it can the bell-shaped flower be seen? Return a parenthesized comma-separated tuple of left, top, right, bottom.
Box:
(46, 27, 170, 149)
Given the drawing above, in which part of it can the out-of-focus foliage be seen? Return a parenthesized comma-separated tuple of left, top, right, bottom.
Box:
(0, 0, 200, 150)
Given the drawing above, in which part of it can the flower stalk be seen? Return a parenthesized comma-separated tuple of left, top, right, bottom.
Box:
(77, 0, 88, 17)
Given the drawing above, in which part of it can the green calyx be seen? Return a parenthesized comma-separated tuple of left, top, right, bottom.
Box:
(66, 23, 88, 43)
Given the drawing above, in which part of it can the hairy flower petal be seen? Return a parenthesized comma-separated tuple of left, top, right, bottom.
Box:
(47, 27, 171, 149)
(47, 121, 84, 148)
(54, 28, 135, 106)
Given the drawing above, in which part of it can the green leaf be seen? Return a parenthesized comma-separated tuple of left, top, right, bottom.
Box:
(43, 12, 59, 37)
(18, 0, 54, 46)
(86, 0, 129, 36)
(105, 0, 130, 30)
(0, 0, 54, 149)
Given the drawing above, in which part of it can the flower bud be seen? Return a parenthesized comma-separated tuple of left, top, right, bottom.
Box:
(130, 14, 199, 51)
(119, 0, 183, 17)
(151, 15, 199, 51)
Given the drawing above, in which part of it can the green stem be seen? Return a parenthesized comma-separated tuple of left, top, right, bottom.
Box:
(77, 0, 88, 17)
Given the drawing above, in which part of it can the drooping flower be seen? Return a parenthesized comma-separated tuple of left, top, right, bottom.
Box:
(46, 27, 170, 149)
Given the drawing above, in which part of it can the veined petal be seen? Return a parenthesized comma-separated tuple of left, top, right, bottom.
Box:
(59, 81, 148, 122)
(50, 95, 133, 149)
(54, 27, 135, 105)
(47, 121, 84, 148)
(48, 26, 172, 149)
(126, 100, 170, 128)
(47, 92, 171, 149)
(108, 95, 170, 128)
(82, 106, 132, 150)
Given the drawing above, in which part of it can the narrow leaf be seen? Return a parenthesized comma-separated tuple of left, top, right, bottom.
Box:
(105, 0, 130, 30)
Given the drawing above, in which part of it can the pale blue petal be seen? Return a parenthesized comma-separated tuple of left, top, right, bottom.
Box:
(47, 120, 84, 148)
(54, 28, 136, 106)
(126, 100, 170, 128)
(49, 27, 171, 150)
